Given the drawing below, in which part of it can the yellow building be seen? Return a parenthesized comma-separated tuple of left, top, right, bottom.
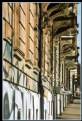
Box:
(3, 3, 79, 120)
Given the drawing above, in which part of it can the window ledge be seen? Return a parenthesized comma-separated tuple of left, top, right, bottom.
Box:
(7, 75, 12, 81)
(13, 46, 25, 61)
(41, 73, 48, 82)
(33, 66, 40, 75)
(25, 59, 33, 69)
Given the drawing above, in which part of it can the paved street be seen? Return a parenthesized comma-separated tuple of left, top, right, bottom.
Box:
(59, 99, 81, 120)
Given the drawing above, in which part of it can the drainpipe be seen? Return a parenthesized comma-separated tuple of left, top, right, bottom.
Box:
(72, 75, 75, 99)
(59, 37, 62, 116)
(51, 25, 55, 119)
(59, 38, 60, 85)
(68, 70, 70, 104)
(38, 3, 44, 119)
(51, 24, 55, 119)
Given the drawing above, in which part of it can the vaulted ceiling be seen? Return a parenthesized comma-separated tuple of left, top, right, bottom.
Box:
(42, 3, 77, 38)
(42, 3, 78, 69)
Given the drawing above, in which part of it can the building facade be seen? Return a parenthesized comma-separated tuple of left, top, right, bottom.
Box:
(3, 3, 79, 120)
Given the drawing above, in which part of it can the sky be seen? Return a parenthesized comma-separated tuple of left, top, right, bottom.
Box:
(77, 3, 81, 64)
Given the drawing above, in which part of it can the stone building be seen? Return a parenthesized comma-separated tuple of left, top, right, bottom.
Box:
(3, 3, 79, 120)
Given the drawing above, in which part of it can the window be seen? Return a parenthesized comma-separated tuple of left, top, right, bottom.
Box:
(3, 60, 12, 81)
(23, 74, 26, 87)
(4, 93, 10, 119)
(14, 67, 17, 83)
(8, 3, 13, 7)
(29, 50, 33, 64)
(36, 109, 38, 120)
(19, 71, 23, 86)
(17, 109, 21, 119)
(45, 110, 47, 120)
(62, 63, 63, 83)
(36, 4, 39, 15)
(49, 101, 50, 115)
(17, 69, 20, 84)
(26, 102, 27, 119)
(33, 97, 34, 119)
(3, 41, 11, 62)
(28, 109, 31, 120)
(8, 5, 12, 26)
(19, 5, 25, 29)
(51, 101, 53, 115)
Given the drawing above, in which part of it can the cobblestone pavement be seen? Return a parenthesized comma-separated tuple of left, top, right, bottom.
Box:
(59, 99, 81, 120)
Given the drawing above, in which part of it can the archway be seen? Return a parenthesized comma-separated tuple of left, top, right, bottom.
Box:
(4, 93, 10, 119)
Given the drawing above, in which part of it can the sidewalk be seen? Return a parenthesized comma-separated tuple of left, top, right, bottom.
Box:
(59, 99, 81, 120)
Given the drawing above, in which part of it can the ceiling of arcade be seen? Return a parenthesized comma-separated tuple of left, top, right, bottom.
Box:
(42, 3, 78, 63)
(42, 3, 77, 39)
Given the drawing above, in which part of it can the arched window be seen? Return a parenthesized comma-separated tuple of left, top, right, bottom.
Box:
(4, 93, 10, 119)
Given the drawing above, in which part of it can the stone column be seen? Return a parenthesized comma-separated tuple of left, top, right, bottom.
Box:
(42, 28, 47, 74)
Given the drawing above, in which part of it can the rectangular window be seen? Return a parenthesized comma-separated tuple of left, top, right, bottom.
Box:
(51, 101, 52, 115)
(28, 109, 31, 120)
(20, 4, 26, 14)
(45, 110, 47, 120)
(29, 50, 33, 64)
(19, 71, 23, 86)
(33, 96, 34, 119)
(17, 69, 19, 84)
(17, 109, 21, 119)
(23, 74, 26, 87)
(14, 67, 17, 83)
(3, 60, 12, 81)
(36, 4, 39, 16)
(3, 40, 11, 62)
(29, 24, 34, 41)
(26, 76, 28, 88)
(19, 5, 25, 28)
(36, 109, 38, 120)
(8, 3, 14, 9)
(62, 63, 63, 83)
(49, 101, 50, 115)
(19, 23, 25, 44)
(8, 5, 12, 26)
(3, 3, 9, 22)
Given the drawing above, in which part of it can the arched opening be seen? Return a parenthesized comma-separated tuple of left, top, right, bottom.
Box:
(47, 3, 59, 10)
(49, 9, 61, 17)
(4, 93, 10, 119)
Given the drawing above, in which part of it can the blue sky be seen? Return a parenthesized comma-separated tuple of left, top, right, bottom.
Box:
(77, 3, 81, 64)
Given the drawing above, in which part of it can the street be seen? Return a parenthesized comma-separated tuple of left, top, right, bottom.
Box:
(59, 99, 81, 120)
